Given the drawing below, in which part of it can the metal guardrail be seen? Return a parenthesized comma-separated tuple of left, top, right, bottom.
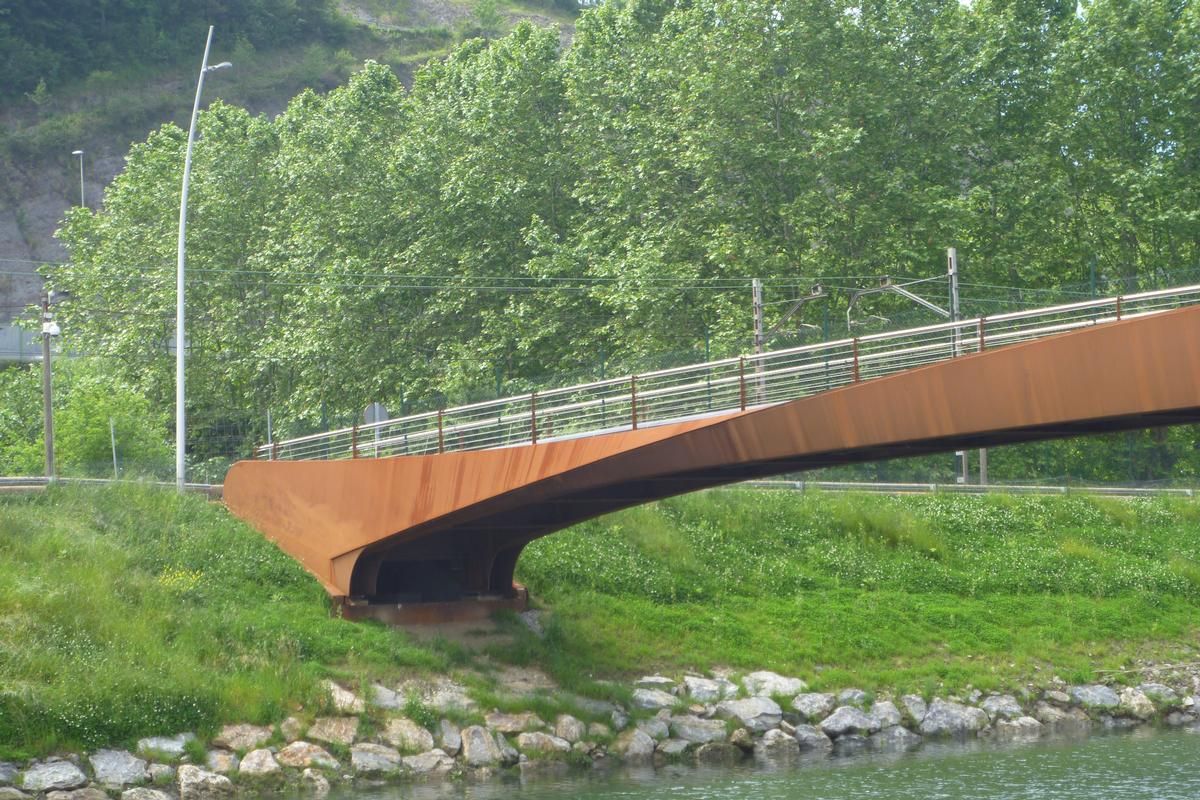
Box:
(257, 283, 1200, 461)
(0, 476, 223, 497)
(746, 480, 1196, 497)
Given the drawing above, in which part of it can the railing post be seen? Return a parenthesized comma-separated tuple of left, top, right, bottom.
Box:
(739, 358, 746, 411)
(531, 392, 538, 444)
(351, 424, 358, 458)
(271, 441, 279, 461)
(437, 409, 444, 454)
(1116, 296, 1123, 321)
(630, 376, 639, 430)
(852, 338, 860, 383)
(978, 317, 986, 352)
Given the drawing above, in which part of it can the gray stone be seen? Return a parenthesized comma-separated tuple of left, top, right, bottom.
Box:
(136, 734, 196, 760)
(21, 762, 88, 793)
(211, 724, 272, 752)
(460, 726, 503, 767)
(517, 732, 571, 754)
(656, 739, 691, 757)
(402, 749, 454, 777)
(46, 789, 105, 800)
(837, 688, 869, 707)
(754, 729, 800, 762)
(792, 693, 836, 722)
(564, 695, 619, 717)
(237, 750, 280, 778)
(0, 764, 17, 785)
(350, 743, 402, 775)
(439, 719, 462, 756)
(694, 742, 743, 766)
(981, 694, 1023, 721)
(870, 700, 902, 729)
(280, 717, 304, 742)
(612, 729, 656, 763)
(495, 733, 520, 767)
(918, 699, 989, 738)
(714, 697, 783, 733)
(368, 684, 403, 710)
(324, 680, 365, 714)
(1069, 685, 1120, 710)
(121, 789, 172, 800)
(484, 711, 545, 734)
(900, 695, 928, 724)
(0, 788, 25, 800)
(636, 718, 669, 740)
(792, 724, 833, 751)
(203, 751, 238, 775)
(554, 714, 585, 743)
(682, 676, 737, 703)
(1165, 711, 1197, 727)
(994, 716, 1043, 741)
(1138, 683, 1180, 707)
(631, 688, 677, 711)
(669, 715, 727, 744)
(819, 706, 881, 738)
(177, 765, 233, 800)
(300, 768, 329, 798)
(307, 716, 359, 747)
(89, 750, 148, 787)
(728, 727, 754, 751)
(869, 725, 922, 752)
(146, 765, 174, 784)
(381, 717, 434, 753)
(611, 710, 630, 731)
(1118, 688, 1156, 720)
(742, 671, 808, 698)
(276, 742, 340, 770)
(1034, 702, 1091, 732)
(634, 676, 677, 692)
(1044, 690, 1071, 706)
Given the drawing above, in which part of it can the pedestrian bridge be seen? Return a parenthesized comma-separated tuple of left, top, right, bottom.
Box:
(223, 285, 1200, 619)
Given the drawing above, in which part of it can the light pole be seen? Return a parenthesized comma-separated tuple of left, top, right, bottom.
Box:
(41, 293, 61, 481)
(176, 26, 231, 491)
(71, 150, 84, 207)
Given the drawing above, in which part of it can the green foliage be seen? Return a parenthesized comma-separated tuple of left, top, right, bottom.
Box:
(0, 485, 445, 759)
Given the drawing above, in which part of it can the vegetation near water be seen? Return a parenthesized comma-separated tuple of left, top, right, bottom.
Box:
(4, 484, 1200, 760)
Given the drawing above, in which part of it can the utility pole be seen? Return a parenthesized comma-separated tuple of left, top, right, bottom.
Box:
(948, 248, 969, 485)
(41, 294, 56, 481)
(752, 278, 765, 404)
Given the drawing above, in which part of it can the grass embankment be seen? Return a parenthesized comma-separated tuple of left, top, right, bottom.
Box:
(516, 489, 1200, 694)
(3, 485, 1200, 760)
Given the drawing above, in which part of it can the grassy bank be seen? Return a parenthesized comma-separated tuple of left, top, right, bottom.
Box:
(3, 485, 1200, 759)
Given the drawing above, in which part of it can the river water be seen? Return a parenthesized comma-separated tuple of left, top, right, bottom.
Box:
(345, 728, 1200, 800)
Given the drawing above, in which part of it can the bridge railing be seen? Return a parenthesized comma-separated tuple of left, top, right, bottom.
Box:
(256, 283, 1200, 460)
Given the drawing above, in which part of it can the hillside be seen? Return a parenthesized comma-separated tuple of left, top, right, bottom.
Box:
(0, 0, 576, 321)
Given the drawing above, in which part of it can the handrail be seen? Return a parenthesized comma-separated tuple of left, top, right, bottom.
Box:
(257, 283, 1200, 460)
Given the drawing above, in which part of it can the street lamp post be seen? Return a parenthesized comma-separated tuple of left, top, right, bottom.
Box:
(176, 26, 231, 491)
(71, 150, 84, 207)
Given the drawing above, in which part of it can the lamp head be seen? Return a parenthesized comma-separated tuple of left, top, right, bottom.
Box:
(72, 150, 83, 156)
(206, 62, 232, 72)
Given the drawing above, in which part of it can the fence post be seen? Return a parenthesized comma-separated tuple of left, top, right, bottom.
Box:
(531, 392, 538, 444)
(351, 424, 359, 458)
(852, 338, 861, 383)
(1116, 296, 1123, 321)
(739, 358, 747, 411)
(978, 317, 986, 352)
(630, 376, 639, 430)
(271, 441, 279, 461)
(437, 409, 444, 454)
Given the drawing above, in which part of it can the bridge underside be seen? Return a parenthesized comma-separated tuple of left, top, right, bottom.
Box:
(223, 307, 1200, 619)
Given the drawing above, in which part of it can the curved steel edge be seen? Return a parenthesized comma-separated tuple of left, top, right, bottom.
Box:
(224, 305, 1200, 602)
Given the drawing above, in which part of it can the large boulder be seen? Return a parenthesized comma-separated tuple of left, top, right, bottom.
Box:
(89, 750, 148, 788)
(368, 685, 403, 711)
(300, 769, 329, 798)
(1138, 683, 1180, 708)
(742, 671, 807, 698)
(669, 715, 728, 744)
(324, 681, 365, 714)
(439, 720, 462, 756)
(1069, 685, 1120, 711)
(46, 789, 106, 800)
(402, 750, 454, 777)
(792, 693, 836, 722)
(714, 697, 783, 733)
(349, 743, 402, 775)
(203, 752, 237, 775)
(495, 734, 520, 767)
(0, 763, 17, 785)
(484, 711, 545, 734)
(636, 718, 669, 740)
(460, 726, 503, 767)
(21, 762, 87, 793)
(918, 699, 989, 738)
(753, 729, 800, 762)
(1034, 702, 1091, 733)
(634, 676, 677, 692)
(869, 700, 902, 729)
(819, 706, 881, 738)
(176, 766, 232, 800)
(212, 724, 272, 752)
(993, 716, 1043, 741)
(136, 734, 195, 760)
(837, 689, 869, 707)
(694, 743, 743, 766)
(869, 726, 922, 752)
(237, 750, 280, 778)
(656, 739, 691, 758)
(554, 715, 585, 743)
(792, 724, 833, 751)
(900, 695, 928, 724)
(276, 742, 340, 770)
(683, 676, 737, 703)
(612, 729, 656, 763)
(121, 789, 173, 800)
(1118, 688, 1156, 720)
(516, 732, 571, 754)
(631, 688, 677, 711)
(381, 718, 434, 753)
(307, 717, 359, 746)
(981, 695, 1023, 721)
